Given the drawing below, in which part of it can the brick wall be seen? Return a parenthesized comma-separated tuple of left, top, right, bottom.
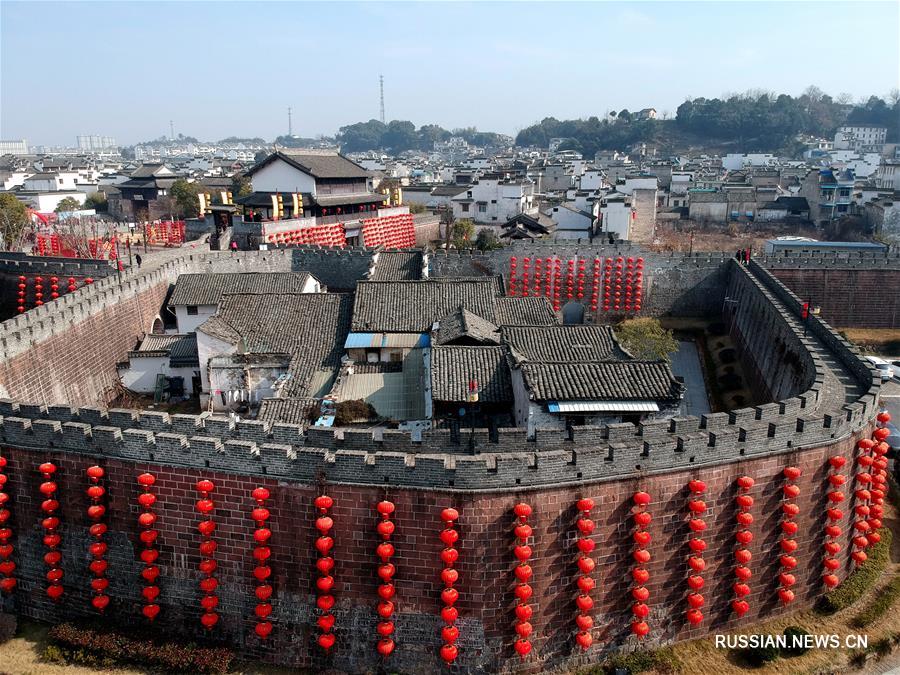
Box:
(0, 430, 866, 673)
(768, 267, 900, 328)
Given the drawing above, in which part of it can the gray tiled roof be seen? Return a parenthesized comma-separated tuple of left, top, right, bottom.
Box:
(370, 251, 424, 281)
(502, 325, 627, 362)
(168, 272, 314, 307)
(249, 150, 370, 179)
(521, 361, 683, 402)
(434, 308, 500, 345)
(494, 297, 558, 326)
(351, 278, 502, 332)
(290, 248, 375, 291)
(257, 397, 319, 425)
(136, 333, 198, 367)
(431, 346, 512, 403)
(198, 292, 352, 398)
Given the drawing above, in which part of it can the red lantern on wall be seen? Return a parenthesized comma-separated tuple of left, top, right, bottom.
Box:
(574, 497, 595, 650)
(374, 499, 396, 657)
(630, 491, 651, 637)
(733, 476, 754, 617)
(439, 507, 460, 663)
(85, 466, 109, 613)
(39, 462, 63, 602)
(511, 503, 533, 659)
(250, 487, 273, 641)
(0, 455, 14, 595)
(196, 479, 219, 630)
(779, 467, 800, 604)
(314, 494, 336, 651)
(685, 479, 706, 626)
(136, 473, 160, 620)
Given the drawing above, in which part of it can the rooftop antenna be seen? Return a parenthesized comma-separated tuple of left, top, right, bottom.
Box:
(288, 107, 293, 136)
(169, 120, 174, 140)
(379, 74, 385, 124)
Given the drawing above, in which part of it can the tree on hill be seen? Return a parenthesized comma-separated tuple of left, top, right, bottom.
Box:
(0, 193, 30, 251)
(54, 196, 82, 214)
(170, 179, 200, 218)
(615, 318, 678, 363)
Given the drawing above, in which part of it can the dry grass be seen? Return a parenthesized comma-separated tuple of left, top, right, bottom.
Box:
(838, 328, 900, 356)
(649, 222, 821, 254)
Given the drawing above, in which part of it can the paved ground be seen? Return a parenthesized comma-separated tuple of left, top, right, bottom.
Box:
(670, 339, 711, 416)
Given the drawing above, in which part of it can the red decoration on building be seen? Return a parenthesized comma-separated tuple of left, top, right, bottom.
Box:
(778, 467, 801, 604)
(732, 476, 754, 617)
(250, 487, 273, 641)
(852, 438, 875, 566)
(314, 494, 336, 651)
(136, 472, 160, 620)
(508, 257, 518, 296)
(686, 480, 706, 626)
(439, 507, 460, 664)
(196, 479, 219, 630)
(823, 456, 845, 588)
(511, 503, 533, 659)
(374, 499, 396, 657)
(360, 213, 415, 248)
(0, 455, 14, 595)
(574, 497, 595, 650)
(85, 466, 109, 612)
(630, 491, 651, 637)
(39, 462, 63, 601)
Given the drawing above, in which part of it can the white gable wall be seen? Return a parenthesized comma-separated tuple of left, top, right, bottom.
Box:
(250, 159, 317, 195)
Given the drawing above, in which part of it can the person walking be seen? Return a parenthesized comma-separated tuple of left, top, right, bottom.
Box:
(135, 253, 142, 269)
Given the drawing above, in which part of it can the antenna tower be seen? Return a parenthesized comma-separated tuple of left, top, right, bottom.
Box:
(379, 75, 385, 124)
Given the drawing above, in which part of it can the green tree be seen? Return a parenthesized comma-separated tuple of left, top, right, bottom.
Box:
(382, 120, 417, 153)
(230, 173, 252, 198)
(54, 196, 82, 213)
(451, 218, 475, 248)
(475, 228, 502, 251)
(0, 193, 30, 250)
(407, 202, 427, 214)
(615, 318, 679, 363)
(83, 192, 108, 212)
(169, 179, 200, 218)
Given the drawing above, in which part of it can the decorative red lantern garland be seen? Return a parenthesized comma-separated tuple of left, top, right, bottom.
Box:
(869, 414, 892, 546)
(521, 258, 531, 297)
(779, 467, 801, 605)
(852, 438, 875, 566)
(39, 462, 64, 602)
(574, 498, 595, 650)
(631, 491, 651, 638)
(313, 494, 336, 652)
(196, 479, 219, 630)
(512, 503, 533, 659)
(136, 472, 160, 620)
(732, 475, 754, 618)
(375, 500, 396, 658)
(508, 257, 518, 296)
(823, 456, 846, 588)
(686, 480, 707, 626)
(251, 487, 273, 640)
(439, 507, 460, 664)
(0, 454, 14, 595)
(16, 275, 26, 313)
(86, 466, 109, 613)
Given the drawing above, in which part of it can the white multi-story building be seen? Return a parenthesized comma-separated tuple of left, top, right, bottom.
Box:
(77, 135, 117, 152)
(0, 139, 28, 155)
(833, 126, 887, 151)
(876, 161, 899, 190)
(451, 178, 537, 225)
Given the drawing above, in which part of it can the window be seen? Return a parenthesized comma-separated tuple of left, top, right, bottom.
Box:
(186, 306, 198, 315)
(478, 204, 487, 213)
(461, 203, 470, 212)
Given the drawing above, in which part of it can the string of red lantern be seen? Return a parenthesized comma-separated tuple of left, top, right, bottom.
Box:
(512, 503, 533, 659)
(521, 258, 531, 297)
(39, 462, 63, 602)
(374, 500, 397, 658)
(34, 276, 44, 307)
(590, 258, 600, 311)
(565, 260, 575, 301)
(732, 475, 754, 617)
(823, 456, 846, 588)
(251, 487, 273, 640)
(631, 491, 651, 638)
(869, 414, 892, 547)
(574, 498, 595, 650)
(686, 480, 707, 626)
(49, 276, 59, 300)
(313, 494, 336, 652)
(576, 259, 585, 301)
(196, 479, 219, 630)
(534, 258, 542, 296)
(136, 473, 160, 620)
(85, 466, 109, 613)
(543, 257, 552, 300)
(508, 257, 518, 296)
(552, 260, 562, 311)
(852, 438, 875, 566)
(16, 275, 25, 313)
(0, 455, 14, 595)
(439, 507, 460, 664)
(779, 467, 801, 605)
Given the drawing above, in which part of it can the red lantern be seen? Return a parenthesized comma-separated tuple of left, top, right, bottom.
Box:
(314, 494, 336, 650)
(39, 462, 63, 602)
(86, 466, 109, 612)
(0, 456, 13, 595)
(250, 487, 274, 641)
(733, 475, 754, 617)
(195, 479, 218, 630)
(511, 502, 533, 658)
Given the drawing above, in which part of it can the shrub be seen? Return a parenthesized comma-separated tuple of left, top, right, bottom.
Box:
(334, 399, 377, 425)
(852, 575, 900, 628)
(47, 622, 233, 674)
(735, 643, 780, 667)
(818, 527, 892, 614)
(579, 646, 679, 674)
(781, 626, 811, 657)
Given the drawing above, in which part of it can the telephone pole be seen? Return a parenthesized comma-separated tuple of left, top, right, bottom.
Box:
(169, 120, 174, 140)
(288, 107, 293, 136)
(379, 75, 385, 124)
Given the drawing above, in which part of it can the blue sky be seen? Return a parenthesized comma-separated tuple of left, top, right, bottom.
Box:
(2, 1, 898, 146)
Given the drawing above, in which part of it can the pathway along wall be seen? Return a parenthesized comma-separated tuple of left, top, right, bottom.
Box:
(0, 428, 878, 674)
